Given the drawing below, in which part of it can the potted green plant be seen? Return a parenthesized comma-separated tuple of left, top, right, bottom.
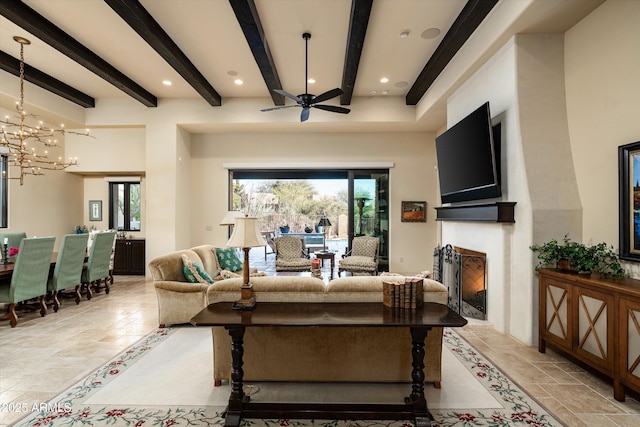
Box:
(279, 223, 290, 233)
(530, 235, 625, 279)
(304, 224, 313, 233)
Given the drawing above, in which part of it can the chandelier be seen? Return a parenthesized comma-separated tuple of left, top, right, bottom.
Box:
(1, 36, 91, 185)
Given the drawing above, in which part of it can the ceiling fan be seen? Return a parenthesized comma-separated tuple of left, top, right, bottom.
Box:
(261, 32, 351, 122)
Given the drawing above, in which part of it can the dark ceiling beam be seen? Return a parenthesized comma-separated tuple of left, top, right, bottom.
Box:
(104, 0, 222, 107)
(0, 0, 157, 107)
(229, 0, 284, 106)
(0, 51, 95, 108)
(340, 0, 373, 105)
(406, 0, 499, 106)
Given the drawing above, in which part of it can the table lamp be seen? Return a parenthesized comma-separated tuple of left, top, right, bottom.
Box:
(317, 216, 332, 252)
(226, 215, 266, 310)
(220, 210, 244, 226)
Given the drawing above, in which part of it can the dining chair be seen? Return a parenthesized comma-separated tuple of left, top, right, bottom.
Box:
(0, 232, 27, 253)
(81, 231, 116, 300)
(0, 236, 55, 327)
(338, 235, 380, 277)
(47, 234, 89, 310)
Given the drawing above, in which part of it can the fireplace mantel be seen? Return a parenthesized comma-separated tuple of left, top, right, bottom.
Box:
(434, 202, 516, 223)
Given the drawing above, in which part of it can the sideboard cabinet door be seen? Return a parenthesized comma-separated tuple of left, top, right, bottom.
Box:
(539, 276, 572, 353)
(573, 287, 614, 374)
(620, 298, 640, 398)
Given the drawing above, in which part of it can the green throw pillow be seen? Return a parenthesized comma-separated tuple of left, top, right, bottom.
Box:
(215, 248, 243, 272)
(182, 254, 214, 284)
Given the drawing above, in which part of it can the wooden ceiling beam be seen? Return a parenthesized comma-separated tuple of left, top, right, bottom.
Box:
(0, 50, 95, 108)
(104, 0, 222, 107)
(406, 0, 499, 106)
(340, 0, 373, 106)
(229, 0, 285, 106)
(0, 0, 157, 107)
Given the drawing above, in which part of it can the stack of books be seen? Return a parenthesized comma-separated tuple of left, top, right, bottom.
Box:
(382, 278, 424, 309)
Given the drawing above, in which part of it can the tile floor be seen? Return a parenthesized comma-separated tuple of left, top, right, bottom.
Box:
(1, 250, 640, 426)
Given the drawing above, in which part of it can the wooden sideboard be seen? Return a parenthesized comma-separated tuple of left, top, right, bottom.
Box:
(538, 268, 640, 401)
(113, 238, 146, 275)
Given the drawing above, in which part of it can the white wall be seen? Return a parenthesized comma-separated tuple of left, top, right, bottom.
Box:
(442, 33, 582, 344)
(190, 132, 438, 274)
(565, 0, 640, 248)
(1, 106, 84, 250)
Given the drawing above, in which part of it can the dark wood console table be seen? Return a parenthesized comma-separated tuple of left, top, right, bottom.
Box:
(191, 302, 467, 427)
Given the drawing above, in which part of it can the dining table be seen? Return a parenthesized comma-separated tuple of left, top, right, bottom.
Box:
(0, 253, 58, 281)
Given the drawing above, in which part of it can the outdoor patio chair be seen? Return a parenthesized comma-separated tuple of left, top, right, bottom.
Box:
(338, 235, 380, 276)
(275, 236, 312, 272)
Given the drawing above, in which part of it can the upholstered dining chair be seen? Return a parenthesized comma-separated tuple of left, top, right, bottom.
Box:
(275, 235, 312, 272)
(48, 234, 89, 310)
(338, 235, 380, 277)
(0, 232, 27, 254)
(81, 231, 116, 300)
(0, 236, 55, 327)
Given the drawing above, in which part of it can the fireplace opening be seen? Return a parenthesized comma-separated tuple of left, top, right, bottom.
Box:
(433, 244, 487, 320)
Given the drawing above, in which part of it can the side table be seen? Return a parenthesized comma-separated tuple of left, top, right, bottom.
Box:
(315, 251, 335, 279)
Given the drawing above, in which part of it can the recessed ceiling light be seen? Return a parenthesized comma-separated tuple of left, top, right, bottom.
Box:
(380, 77, 389, 83)
(381, 90, 389, 95)
(234, 79, 243, 85)
(394, 81, 409, 88)
(421, 28, 441, 40)
(162, 80, 172, 86)
(227, 70, 239, 76)
(370, 90, 377, 96)
(307, 78, 316, 84)
(399, 30, 411, 39)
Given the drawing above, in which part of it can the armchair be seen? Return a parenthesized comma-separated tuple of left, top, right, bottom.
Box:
(275, 236, 312, 272)
(338, 235, 380, 276)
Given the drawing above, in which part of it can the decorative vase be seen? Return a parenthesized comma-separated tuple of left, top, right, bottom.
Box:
(280, 226, 290, 233)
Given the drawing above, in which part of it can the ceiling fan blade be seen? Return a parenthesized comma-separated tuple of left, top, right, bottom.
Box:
(309, 88, 343, 105)
(312, 104, 351, 114)
(260, 105, 300, 112)
(274, 89, 303, 104)
(301, 107, 310, 122)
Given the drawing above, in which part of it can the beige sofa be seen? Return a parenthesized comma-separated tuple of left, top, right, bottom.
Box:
(149, 245, 450, 388)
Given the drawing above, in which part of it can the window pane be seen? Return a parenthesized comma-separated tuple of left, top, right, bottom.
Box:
(129, 183, 140, 231)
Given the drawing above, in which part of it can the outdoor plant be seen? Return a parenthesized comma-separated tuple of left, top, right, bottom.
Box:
(530, 235, 626, 279)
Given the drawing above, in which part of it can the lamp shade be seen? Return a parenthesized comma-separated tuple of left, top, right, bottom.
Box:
(220, 210, 244, 226)
(318, 217, 332, 227)
(226, 216, 266, 248)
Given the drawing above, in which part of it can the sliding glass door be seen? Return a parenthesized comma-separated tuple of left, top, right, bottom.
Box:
(231, 168, 389, 272)
(349, 170, 389, 271)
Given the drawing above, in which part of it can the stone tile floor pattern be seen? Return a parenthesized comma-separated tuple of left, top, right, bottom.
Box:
(1, 250, 640, 426)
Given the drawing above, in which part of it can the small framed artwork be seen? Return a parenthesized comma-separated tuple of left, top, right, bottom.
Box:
(89, 200, 102, 222)
(619, 141, 640, 261)
(401, 201, 427, 223)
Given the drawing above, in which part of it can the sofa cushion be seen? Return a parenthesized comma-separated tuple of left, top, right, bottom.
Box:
(215, 248, 243, 272)
(207, 276, 327, 304)
(325, 276, 448, 304)
(182, 254, 214, 284)
(149, 249, 202, 282)
(191, 245, 222, 279)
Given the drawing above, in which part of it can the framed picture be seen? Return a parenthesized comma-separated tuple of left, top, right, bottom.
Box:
(401, 201, 427, 223)
(619, 141, 640, 261)
(89, 200, 102, 222)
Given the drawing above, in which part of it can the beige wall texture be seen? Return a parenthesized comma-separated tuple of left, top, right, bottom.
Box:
(189, 132, 438, 274)
(565, 0, 640, 247)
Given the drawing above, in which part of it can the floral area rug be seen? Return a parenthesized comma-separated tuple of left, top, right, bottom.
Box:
(11, 327, 562, 426)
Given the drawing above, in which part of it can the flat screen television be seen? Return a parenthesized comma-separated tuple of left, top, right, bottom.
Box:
(435, 102, 501, 204)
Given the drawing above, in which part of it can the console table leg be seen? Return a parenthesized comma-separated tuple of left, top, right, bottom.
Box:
(225, 326, 247, 427)
(406, 327, 433, 427)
